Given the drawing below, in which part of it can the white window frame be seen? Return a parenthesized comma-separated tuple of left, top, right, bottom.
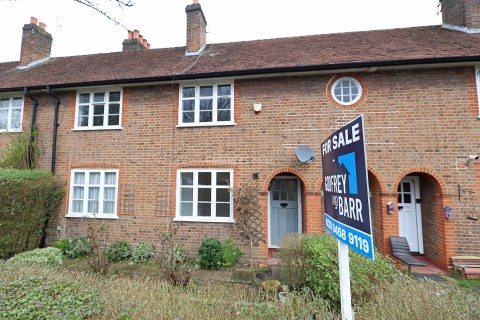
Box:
(175, 168, 234, 223)
(331, 77, 362, 106)
(67, 169, 119, 219)
(177, 82, 235, 127)
(74, 88, 123, 130)
(0, 95, 24, 133)
(475, 66, 480, 118)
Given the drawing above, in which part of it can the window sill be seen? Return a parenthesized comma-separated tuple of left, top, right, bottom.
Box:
(72, 127, 123, 131)
(66, 213, 119, 220)
(176, 122, 236, 128)
(0, 129, 22, 133)
(173, 217, 235, 223)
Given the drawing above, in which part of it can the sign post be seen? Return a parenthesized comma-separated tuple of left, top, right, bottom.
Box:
(321, 115, 374, 320)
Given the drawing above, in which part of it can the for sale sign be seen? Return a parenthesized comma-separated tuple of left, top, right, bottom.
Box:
(321, 115, 374, 260)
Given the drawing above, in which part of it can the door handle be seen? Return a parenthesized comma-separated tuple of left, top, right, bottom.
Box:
(280, 203, 288, 208)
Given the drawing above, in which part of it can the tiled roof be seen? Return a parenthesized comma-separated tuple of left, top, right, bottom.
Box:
(1, 25, 480, 91)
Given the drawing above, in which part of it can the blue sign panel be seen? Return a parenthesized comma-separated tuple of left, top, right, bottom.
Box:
(321, 115, 374, 260)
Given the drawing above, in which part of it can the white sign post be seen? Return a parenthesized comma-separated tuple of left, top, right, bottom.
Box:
(321, 115, 374, 320)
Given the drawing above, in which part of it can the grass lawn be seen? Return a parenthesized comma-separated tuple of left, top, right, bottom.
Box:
(1, 259, 479, 320)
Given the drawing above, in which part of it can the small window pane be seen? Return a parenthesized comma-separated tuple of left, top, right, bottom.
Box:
(88, 200, 99, 214)
(73, 186, 84, 199)
(109, 91, 121, 102)
(217, 85, 231, 96)
(216, 172, 230, 186)
(79, 105, 89, 116)
(93, 116, 104, 126)
(281, 191, 288, 201)
(94, 105, 105, 115)
(79, 117, 88, 127)
(10, 118, 21, 130)
(108, 115, 119, 126)
(216, 203, 230, 217)
(73, 200, 83, 213)
(287, 181, 296, 190)
(109, 104, 120, 115)
(272, 191, 279, 201)
(198, 172, 211, 185)
(398, 194, 402, 203)
(182, 100, 194, 111)
(0, 110, 6, 129)
(181, 172, 193, 185)
(198, 188, 211, 201)
(181, 188, 193, 201)
(403, 194, 411, 204)
(217, 98, 230, 110)
(93, 92, 105, 102)
(105, 173, 116, 184)
(198, 203, 211, 216)
(104, 187, 115, 200)
(182, 87, 195, 98)
(74, 172, 85, 184)
(403, 182, 411, 192)
(103, 201, 115, 214)
(12, 98, 23, 108)
(200, 86, 213, 97)
(200, 99, 213, 110)
(182, 112, 194, 123)
(89, 173, 100, 184)
(199, 111, 212, 122)
(288, 191, 297, 201)
(79, 93, 90, 104)
(217, 110, 231, 121)
(89, 187, 100, 199)
(0, 99, 9, 108)
(216, 189, 230, 202)
(180, 202, 193, 216)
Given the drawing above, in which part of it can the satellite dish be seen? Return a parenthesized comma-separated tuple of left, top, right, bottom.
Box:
(295, 146, 316, 164)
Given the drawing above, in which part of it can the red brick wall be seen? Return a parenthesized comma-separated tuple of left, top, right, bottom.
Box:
(442, 0, 480, 29)
(1, 66, 479, 265)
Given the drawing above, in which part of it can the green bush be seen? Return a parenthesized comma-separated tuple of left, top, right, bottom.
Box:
(280, 233, 399, 309)
(198, 237, 223, 270)
(222, 239, 243, 267)
(64, 236, 92, 259)
(132, 242, 155, 263)
(0, 169, 64, 258)
(0, 272, 102, 319)
(6, 247, 62, 267)
(107, 240, 132, 262)
(53, 239, 70, 254)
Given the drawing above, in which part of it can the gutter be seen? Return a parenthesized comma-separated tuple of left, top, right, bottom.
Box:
(4, 55, 480, 92)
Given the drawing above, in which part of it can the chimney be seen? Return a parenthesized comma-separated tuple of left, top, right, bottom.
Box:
(441, 0, 480, 33)
(122, 29, 150, 52)
(185, 0, 207, 55)
(19, 17, 53, 67)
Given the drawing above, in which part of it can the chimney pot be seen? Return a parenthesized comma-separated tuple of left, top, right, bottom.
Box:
(128, 30, 133, 40)
(30, 17, 38, 25)
(143, 39, 148, 46)
(185, 2, 207, 55)
(39, 22, 46, 30)
(193, 0, 198, 3)
(139, 35, 143, 43)
(133, 29, 139, 39)
(147, 43, 151, 49)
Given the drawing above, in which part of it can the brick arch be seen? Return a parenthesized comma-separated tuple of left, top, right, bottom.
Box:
(262, 167, 311, 193)
(392, 167, 447, 196)
(368, 165, 387, 194)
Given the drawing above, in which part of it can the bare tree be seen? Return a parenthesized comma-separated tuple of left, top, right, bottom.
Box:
(73, 0, 134, 26)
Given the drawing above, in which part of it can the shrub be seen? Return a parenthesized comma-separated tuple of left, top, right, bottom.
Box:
(280, 233, 398, 309)
(222, 239, 243, 267)
(64, 236, 91, 259)
(0, 129, 42, 170)
(108, 240, 132, 262)
(86, 223, 110, 275)
(6, 247, 62, 267)
(0, 169, 63, 258)
(198, 237, 223, 270)
(132, 242, 155, 263)
(157, 223, 192, 286)
(53, 239, 70, 254)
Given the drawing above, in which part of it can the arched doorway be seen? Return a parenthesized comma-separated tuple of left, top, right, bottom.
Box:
(268, 173, 304, 248)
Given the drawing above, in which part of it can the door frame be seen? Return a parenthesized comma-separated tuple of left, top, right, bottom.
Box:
(398, 176, 424, 254)
(267, 176, 303, 248)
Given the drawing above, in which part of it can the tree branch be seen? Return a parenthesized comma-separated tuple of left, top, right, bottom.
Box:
(73, 0, 134, 27)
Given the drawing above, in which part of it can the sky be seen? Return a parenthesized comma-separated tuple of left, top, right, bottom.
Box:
(0, 0, 442, 63)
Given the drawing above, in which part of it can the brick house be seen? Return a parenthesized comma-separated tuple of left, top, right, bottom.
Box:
(0, 0, 479, 270)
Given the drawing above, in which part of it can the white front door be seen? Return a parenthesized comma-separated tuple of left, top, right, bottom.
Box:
(398, 176, 423, 253)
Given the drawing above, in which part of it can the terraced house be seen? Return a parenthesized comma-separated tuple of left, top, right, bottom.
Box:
(0, 0, 479, 271)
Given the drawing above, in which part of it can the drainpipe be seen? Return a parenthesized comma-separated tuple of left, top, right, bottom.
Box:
(45, 86, 60, 175)
(23, 87, 38, 169)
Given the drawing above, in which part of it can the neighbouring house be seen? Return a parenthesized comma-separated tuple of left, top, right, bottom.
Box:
(0, 0, 479, 271)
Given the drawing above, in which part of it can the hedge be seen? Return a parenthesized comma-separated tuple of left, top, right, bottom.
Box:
(0, 169, 63, 258)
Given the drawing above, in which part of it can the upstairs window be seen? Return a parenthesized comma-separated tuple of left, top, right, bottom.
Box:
(0, 96, 23, 132)
(176, 169, 233, 222)
(331, 77, 362, 106)
(75, 89, 122, 130)
(179, 83, 234, 126)
(67, 169, 119, 219)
